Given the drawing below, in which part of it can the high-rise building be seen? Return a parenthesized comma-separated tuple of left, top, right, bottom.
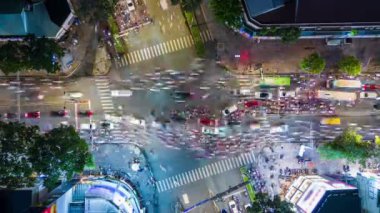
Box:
(285, 175, 361, 213)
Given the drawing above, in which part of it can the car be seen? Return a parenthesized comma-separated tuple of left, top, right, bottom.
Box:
(201, 126, 226, 136)
(362, 84, 378, 91)
(80, 123, 96, 131)
(230, 88, 253, 96)
(374, 103, 380, 110)
(222, 105, 238, 116)
(359, 92, 378, 99)
(25, 111, 40, 119)
(64, 91, 83, 99)
(247, 120, 261, 130)
(270, 122, 288, 133)
(172, 91, 193, 100)
(320, 117, 341, 125)
(78, 110, 94, 117)
(51, 110, 69, 117)
(100, 121, 114, 130)
(244, 100, 261, 108)
(278, 90, 296, 98)
(199, 118, 218, 126)
(111, 90, 133, 97)
(228, 200, 239, 213)
(255, 91, 272, 100)
(127, 0, 135, 11)
(125, 115, 146, 127)
(3, 113, 17, 119)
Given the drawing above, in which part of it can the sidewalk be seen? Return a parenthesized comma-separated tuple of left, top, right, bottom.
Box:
(91, 143, 157, 212)
(0, 23, 96, 79)
(201, 0, 380, 75)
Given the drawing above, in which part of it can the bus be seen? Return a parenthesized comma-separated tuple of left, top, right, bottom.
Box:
(328, 79, 362, 89)
(260, 76, 291, 87)
(317, 90, 357, 102)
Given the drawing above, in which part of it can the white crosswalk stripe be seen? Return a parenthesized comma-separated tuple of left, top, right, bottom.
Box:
(155, 151, 257, 193)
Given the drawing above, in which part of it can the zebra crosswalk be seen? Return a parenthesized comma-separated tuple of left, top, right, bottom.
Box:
(156, 151, 256, 193)
(115, 30, 213, 67)
(94, 77, 124, 141)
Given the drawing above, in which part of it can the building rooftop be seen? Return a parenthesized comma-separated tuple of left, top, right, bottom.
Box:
(0, 0, 25, 14)
(244, 0, 380, 26)
(286, 175, 361, 213)
(0, 0, 71, 38)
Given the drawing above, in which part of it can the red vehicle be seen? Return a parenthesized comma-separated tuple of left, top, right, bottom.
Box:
(24, 111, 40, 118)
(362, 84, 379, 91)
(244, 100, 261, 108)
(78, 110, 94, 117)
(199, 118, 218, 126)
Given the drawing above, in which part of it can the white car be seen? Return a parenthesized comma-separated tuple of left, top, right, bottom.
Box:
(230, 88, 253, 96)
(127, 0, 135, 11)
(64, 91, 83, 99)
(270, 124, 288, 133)
(201, 126, 227, 137)
(228, 200, 239, 213)
(80, 123, 96, 131)
(125, 116, 146, 127)
(111, 90, 133, 97)
(360, 92, 377, 99)
(278, 90, 296, 98)
(255, 91, 273, 100)
(222, 105, 238, 116)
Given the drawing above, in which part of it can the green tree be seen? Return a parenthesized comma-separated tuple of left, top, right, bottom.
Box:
(256, 27, 301, 43)
(338, 55, 362, 76)
(181, 0, 202, 12)
(0, 36, 64, 74)
(30, 126, 91, 189)
(278, 27, 301, 43)
(75, 0, 117, 22)
(26, 36, 64, 73)
(209, 0, 242, 29)
(0, 122, 42, 189)
(0, 122, 91, 190)
(300, 53, 326, 74)
(247, 193, 294, 213)
(0, 42, 29, 75)
(318, 129, 376, 164)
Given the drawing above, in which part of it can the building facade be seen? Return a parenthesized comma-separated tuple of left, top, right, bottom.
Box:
(241, 0, 380, 38)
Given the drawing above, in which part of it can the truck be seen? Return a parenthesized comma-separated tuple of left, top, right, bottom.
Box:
(327, 79, 362, 89)
(317, 90, 357, 102)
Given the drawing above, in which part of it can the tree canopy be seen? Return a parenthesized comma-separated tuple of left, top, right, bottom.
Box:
(257, 27, 301, 43)
(181, 0, 202, 12)
(0, 36, 64, 75)
(75, 0, 117, 22)
(300, 53, 326, 74)
(318, 129, 379, 164)
(0, 122, 41, 188)
(246, 193, 294, 213)
(209, 0, 243, 29)
(0, 122, 91, 190)
(338, 55, 362, 76)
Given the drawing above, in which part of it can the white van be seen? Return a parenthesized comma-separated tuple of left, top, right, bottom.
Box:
(111, 90, 133, 97)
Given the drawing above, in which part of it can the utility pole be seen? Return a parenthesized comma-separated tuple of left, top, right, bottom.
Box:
(17, 71, 21, 121)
